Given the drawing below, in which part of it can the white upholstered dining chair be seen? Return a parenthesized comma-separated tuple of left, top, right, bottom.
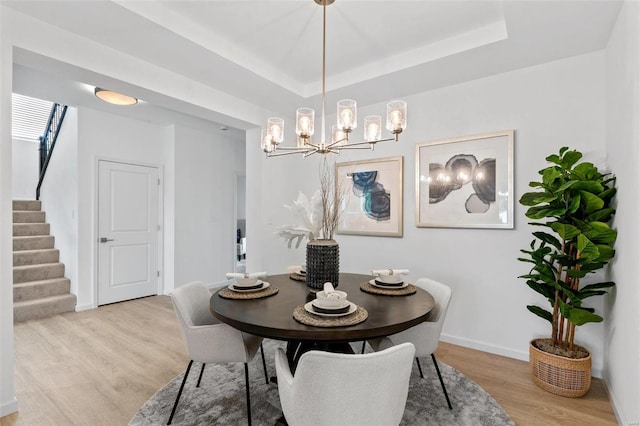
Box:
(368, 278, 453, 409)
(169, 281, 268, 425)
(275, 342, 416, 426)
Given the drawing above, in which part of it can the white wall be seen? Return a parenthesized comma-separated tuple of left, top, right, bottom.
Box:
(0, 4, 18, 416)
(173, 124, 237, 287)
(251, 51, 611, 374)
(604, 2, 640, 424)
(39, 107, 79, 299)
(76, 107, 168, 308)
(11, 137, 38, 199)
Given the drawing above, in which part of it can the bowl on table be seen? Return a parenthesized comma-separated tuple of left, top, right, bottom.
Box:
(315, 290, 348, 308)
(234, 277, 263, 290)
(376, 274, 404, 285)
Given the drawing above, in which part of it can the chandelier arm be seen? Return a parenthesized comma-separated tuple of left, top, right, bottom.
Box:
(268, 149, 316, 157)
(338, 145, 376, 150)
(274, 146, 314, 151)
(340, 137, 397, 148)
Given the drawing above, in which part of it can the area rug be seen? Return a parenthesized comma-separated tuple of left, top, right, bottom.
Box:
(130, 339, 514, 426)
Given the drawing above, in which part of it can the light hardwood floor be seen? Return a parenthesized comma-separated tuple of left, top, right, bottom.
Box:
(1, 295, 617, 426)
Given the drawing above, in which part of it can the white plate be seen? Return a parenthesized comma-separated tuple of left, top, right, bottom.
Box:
(304, 301, 357, 317)
(229, 281, 270, 293)
(312, 299, 350, 311)
(369, 279, 408, 289)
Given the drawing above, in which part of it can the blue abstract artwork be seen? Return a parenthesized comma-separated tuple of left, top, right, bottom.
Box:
(350, 171, 391, 221)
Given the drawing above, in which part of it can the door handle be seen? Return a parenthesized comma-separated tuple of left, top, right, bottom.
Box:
(100, 237, 115, 243)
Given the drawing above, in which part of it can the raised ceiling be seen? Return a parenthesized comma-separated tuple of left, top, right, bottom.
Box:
(4, 0, 623, 130)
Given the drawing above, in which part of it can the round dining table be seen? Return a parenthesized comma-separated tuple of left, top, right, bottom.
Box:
(210, 273, 434, 353)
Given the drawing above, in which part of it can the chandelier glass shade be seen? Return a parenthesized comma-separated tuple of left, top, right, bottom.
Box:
(261, 0, 407, 158)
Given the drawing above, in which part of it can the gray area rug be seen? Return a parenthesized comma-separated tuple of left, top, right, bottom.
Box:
(130, 339, 514, 426)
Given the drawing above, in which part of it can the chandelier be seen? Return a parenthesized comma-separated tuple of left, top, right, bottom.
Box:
(261, 0, 407, 158)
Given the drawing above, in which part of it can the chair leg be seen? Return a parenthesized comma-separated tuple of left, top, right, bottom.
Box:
(260, 343, 269, 384)
(361, 341, 366, 354)
(431, 354, 453, 410)
(415, 357, 424, 378)
(196, 363, 206, 387)
(168, 360, 193, 425)
(244, 363, 252, 426)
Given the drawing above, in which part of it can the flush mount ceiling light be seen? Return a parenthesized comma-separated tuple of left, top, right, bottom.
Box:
(261, 0, 407, 158)
(94, 87, 138, 106)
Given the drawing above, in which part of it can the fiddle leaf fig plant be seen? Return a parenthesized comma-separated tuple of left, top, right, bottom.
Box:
(518, 147, 617, 353)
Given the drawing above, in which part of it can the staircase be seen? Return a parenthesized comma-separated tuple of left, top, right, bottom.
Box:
(13, 200, 76, 322)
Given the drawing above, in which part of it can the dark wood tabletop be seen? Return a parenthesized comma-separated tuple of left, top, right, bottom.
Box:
(210, 273, 434, 343)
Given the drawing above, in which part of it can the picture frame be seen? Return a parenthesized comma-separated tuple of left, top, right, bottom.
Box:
(415, 130, 514, 229)
(336, 156, 403, 237)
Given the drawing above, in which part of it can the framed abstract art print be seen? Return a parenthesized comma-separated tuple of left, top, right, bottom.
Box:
(415, 130, 514, 229)
(336, 156, 403, 237)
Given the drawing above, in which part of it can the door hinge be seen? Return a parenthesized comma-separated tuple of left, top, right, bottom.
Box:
(157, 271, 160, 277)
(157, 178, 160, 185)
(157, 225, 161, 231)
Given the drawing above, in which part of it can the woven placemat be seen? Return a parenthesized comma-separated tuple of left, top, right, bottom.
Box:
(289, 272, 306, 282)
(218, 285, 279, 300)
(360, 281, 417, 296)
(293, 305, 368, 327)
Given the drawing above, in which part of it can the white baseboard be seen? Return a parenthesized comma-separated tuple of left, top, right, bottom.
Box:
(602, 378, 636, 425)
(75, 303, 94, 312)
(439, 333, 603, 378)
(0, 397, 19, 417)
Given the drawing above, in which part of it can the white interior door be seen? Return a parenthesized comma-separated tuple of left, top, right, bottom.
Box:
(98, 160, 159, 305)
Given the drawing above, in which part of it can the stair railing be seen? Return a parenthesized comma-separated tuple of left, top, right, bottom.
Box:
(36, 103, 68, 200)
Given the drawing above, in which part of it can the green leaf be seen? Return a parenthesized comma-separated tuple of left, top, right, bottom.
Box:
(526, 206, 567, 219)
(579, 190, 604, 214)
(527, 305, 553, 323)
(597, 187, 617, 203)
(550, 222, 581, 240)
(541, 167, 562, 185)
(577, 234, 600, 261)
(558, 147, 570, 156)
(595, 245, 615, 261)
(519, 192, 558, 206)
(532, 232, 561, 250)
(571, 181, 605, 193)
(554, 180, 578, 193)
(581, 281, 615, 291)
(567, 307, 604, 326)
(567, 193, 581, 214)
(545, 154, 562, 165)
(572, 162, 600, 180)
(586, 208, 615, 222)
(584, 222, 617, 244)
(561, 150, 583, 169)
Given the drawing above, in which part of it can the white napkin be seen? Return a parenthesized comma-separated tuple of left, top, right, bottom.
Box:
(371, 269, 409, 277)
(323, 282, 341, 298)
(226, 272, 267, 279)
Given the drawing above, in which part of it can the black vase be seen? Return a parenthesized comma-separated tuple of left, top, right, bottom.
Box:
(305, 239, 340, 292)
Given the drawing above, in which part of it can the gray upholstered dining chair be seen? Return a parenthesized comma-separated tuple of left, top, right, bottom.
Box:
(368, 278, 453, 409)
(168, 281, 268, 425)
(275, 342, 416, 426)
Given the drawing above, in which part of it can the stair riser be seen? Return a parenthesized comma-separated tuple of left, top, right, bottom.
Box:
(14, 263, 65, 283)
(13, 249, 60, 266)
(12, 200, 41, 211)
(14, 279, 70, 302)
(13, 236, 55, 251)
(13, 211, 45, 223)
(14, 294, 77, 323)
(13, 223, 50, 236)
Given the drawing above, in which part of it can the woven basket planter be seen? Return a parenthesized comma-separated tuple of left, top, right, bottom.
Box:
(305, 239, 339, 291)
(529, 339, 591, 398)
